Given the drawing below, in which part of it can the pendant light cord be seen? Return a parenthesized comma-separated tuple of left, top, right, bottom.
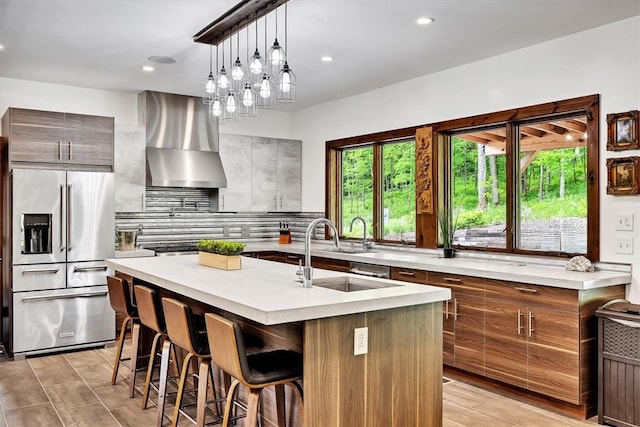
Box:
(284, 3, 288, 59)
(209, 45, 212, 73)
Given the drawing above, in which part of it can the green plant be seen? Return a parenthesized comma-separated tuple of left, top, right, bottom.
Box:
(437, 209, 458, 249)
(196, 240, 245, 256)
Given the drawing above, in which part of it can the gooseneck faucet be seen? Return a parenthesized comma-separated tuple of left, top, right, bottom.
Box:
(349, 216, 371, 250)
(303, 218, 340, 288)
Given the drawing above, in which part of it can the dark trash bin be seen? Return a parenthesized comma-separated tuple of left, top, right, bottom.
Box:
(596, 300, 640, 427)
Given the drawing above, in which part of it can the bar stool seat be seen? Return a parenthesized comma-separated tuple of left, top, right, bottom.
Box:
(107, 275, 142, 398)
(162, 297, 221, 427)
(204, 312, 304, 427)
(133, 285, 181, 426)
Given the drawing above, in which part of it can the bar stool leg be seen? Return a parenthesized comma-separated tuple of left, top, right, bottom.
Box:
(156, 339, 172, 426)
(245, 388, 262, 427)
(141, 332, 162, 409)
(171, 352, 194, 427)
(112, 316, 131, 385)
(196, 358, 210, 427)
(275, 384, 286, 427)
(128, 321, 141, 398)
(222, 380, 241, 427)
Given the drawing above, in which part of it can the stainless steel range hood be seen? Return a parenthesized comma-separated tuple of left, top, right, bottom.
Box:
(139, 91, 227, 188)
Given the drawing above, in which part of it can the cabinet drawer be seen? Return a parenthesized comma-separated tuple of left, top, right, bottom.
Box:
(485, 279, 578, 312)
(428, 272, 484, 295)
(312, 257, 350, 273)
(284, 253, 304, 265)
(391, 267, 427, 284)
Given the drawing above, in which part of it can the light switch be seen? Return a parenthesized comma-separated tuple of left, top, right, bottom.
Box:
(615, 213, 634, 231)
(615, 237, 634, 255)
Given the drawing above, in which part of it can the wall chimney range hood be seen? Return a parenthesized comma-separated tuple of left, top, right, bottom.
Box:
(139, 91, 227, 188)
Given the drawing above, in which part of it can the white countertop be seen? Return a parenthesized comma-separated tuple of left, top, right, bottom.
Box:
(243, 242, 631, 290)
(106, 255, 450, 325)
(115, 248, 156, 258)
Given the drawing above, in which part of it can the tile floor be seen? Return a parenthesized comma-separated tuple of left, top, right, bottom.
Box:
(0, 344, 601, 427)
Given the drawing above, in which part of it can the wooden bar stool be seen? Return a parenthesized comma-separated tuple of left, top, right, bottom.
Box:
(106, 275, 141, 398)
(133, 285, 181, 426)
(204, 312, 304, 427)
(162, 297, 222, 427)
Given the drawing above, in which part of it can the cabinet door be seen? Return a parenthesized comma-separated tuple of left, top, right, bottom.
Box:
(64, 113, 114, 167)
(390, 267, 427, 284)
(114, 125, 146, 212)
(484, 299, 528, 389)
(454, 293, 485, 375)
(251, 137, 278, 211)
(527, 306, 580, 403)
(9, 109, 66, 164)
(218, 134, 252, 212)
(276, 139, 301, 211)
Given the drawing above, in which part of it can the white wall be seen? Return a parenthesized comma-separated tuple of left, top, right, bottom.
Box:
(294, 16, 640, 301)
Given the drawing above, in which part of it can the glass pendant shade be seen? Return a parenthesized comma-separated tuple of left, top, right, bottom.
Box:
(249, 49, 263, 85)
(216, 66, 229, 96)
(277, 62, 296, 103)
(267, 38, 285, 75)
(239, 82, 257, 116)
(203, 72, 216, 104)
(209, 94, 224, 125)
(257, 73, 276, 109)
(231, 57, 244, 91)
(223, 92, 240, 121)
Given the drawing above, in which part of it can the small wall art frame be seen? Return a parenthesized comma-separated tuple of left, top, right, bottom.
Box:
(607, 110, 639, 151)
(606, 156, 639, 195)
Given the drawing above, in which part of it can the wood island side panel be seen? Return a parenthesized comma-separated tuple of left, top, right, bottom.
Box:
(304, 302, 443, 427)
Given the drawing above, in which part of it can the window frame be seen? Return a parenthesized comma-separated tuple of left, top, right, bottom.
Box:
(435, 95, 600, 260)
(326, 127, 418, 244)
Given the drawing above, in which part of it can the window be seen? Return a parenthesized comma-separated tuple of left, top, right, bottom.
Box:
(329, 135, 416, 243)
(439, 95, 598, 259)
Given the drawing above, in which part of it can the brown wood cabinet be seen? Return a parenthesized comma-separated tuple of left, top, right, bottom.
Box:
(390, 267, 427, 284)
(2, 108, 114, 170)
(428, 272, 485, 376)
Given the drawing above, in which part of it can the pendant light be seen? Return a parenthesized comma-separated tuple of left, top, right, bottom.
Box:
(277, 2, 296, 103)
(203, 44, 215, 104)
(210, 93, 224, 124)
(216, 40, 229, 97)
(249, 18, 263, 87)
(267, 8, 285, 76)
(239, 25, 257, 117)
(224, 35, 240, 122)
(231, 27, 244, 92)
(257, 16, 276, 109)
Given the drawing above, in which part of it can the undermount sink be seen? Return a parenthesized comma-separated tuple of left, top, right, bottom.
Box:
(327, 246, 370, 254)
(313, 276, 399, 292)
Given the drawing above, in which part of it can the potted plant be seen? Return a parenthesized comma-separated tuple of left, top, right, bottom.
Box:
(437, 209, 457, 258)
(196, 240, 246, 270)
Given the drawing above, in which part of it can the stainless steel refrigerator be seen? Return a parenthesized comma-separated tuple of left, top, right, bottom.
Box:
(9, 168, 115, 357)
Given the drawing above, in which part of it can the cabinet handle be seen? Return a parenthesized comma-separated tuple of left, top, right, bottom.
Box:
(443, 277, 462, 283)
(287, 255, 299, 260)
(68, 141, 72, 160)
(528, 311, 534, 337)
(21, 268, 60, 275)
(59, 184, 66, 252)
(515, 287, 538, 293)
(398, 271, 415, 277)
(453, 298, 459, 320)
(58, 141, 62, 160)
(517, 309, 523, 335)
(445, 299, 449, 320)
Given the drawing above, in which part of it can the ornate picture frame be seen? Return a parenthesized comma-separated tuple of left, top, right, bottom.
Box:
(606, 156, 639, 195)
(607, 110, 639, 151)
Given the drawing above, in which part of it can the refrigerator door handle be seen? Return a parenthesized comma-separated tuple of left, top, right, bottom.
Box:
(59, 184, 66, 252)
(67, 184, 73, 251)
(21, 291, 108, 302)
(73, 266, 108, 273)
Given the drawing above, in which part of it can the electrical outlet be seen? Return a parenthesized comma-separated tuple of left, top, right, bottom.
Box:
(615, 213, 634, 231)
(354, 327, 368, 355)
(615, 237, 634, 255)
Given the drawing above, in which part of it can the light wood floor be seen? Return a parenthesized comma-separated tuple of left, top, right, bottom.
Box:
(0, 344, 600, 426)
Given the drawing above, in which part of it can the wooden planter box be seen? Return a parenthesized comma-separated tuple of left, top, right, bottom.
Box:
(198, 252, 241, 270)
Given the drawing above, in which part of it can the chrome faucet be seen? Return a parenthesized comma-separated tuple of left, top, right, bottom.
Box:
(303, 218, 340, 288)
(349, 216, 371, 250)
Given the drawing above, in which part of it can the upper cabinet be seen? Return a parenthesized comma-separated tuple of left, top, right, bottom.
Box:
(2, 108, 114, 171)
(219, 134, 301, 212)
(114, 124, 146, 212)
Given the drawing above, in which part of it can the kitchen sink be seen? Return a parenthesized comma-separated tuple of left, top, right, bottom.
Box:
(313, 276, 399, 292)
(329, 247, 369, 254)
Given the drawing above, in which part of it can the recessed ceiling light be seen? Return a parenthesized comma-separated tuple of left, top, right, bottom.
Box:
(148, 56, 176, 64)
(141, 65, 155, 72)
(416, 17, 435, 25)
(0, 44, 4, 51)
(321, 56, 334, 63)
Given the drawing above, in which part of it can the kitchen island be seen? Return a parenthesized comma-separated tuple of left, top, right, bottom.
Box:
(106, 255, 450, 427)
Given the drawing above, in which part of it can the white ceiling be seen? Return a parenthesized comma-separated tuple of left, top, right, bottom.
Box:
(1, 0, 639, 111)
